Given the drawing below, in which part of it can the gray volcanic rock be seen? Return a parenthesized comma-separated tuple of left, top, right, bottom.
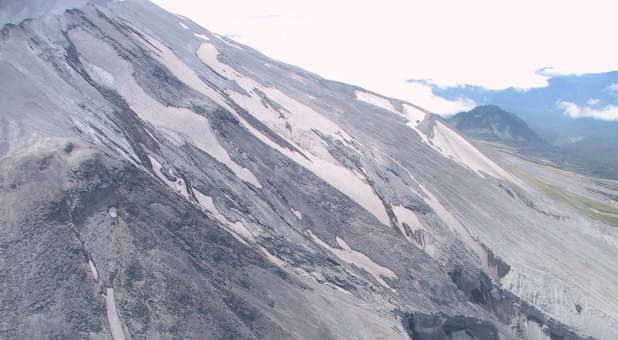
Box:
(0, 0, 92, 25)
(447, 105, 545, 144)
(0, 1, 616, 339)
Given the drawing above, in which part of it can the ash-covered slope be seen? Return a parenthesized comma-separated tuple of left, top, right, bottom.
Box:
(1, 1, 617, 339)
(447, 105, 545, 145)
(0, 0, 92, 25)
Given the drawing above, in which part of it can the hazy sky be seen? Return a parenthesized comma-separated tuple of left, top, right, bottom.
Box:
(152, 0, 618, 114)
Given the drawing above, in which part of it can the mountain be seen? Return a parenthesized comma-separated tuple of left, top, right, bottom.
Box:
(1, 1, 617, 339)
(409, 73, 618, 181)
(410, 71, 618, 144)
(446, 105, 545, 144)
(446, 105, 618, 181)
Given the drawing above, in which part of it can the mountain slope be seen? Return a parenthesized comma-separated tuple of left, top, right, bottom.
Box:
(411, 71, 618, 144)
(0, 0, 91, 25)
(1, 1, 617, 339)
(447, 105, 545, 144)
(413, 73, 618, 181)
(447, 105, 618, 181)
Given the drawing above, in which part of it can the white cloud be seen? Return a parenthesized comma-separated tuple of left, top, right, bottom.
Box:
(558, 101, 618, 121)
(608, 83, 618, 92)
(587, 98, 600, 106)
(152, 0, 618, 114)
(403, 82, 476, 114)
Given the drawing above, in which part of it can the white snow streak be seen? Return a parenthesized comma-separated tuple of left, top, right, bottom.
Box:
(178, 22, 189, 30)
(380, 155, 488, 268)
(355, 91, 397, 113)
(88, 260, 98, 282)
(355, 91, 430, 145)
(402, 104, 426, 128)
(148, 156, 191, 200)
(431, 121, 519, 183)
(192, 188, 254, 242)
(197, 43, 390, 224)
(86, 63, 115, 87)
(355, 91, 427, 129)
(392, 204, 423, 243)
(192, 188, 285, 266)
(356, 89, 518, 185)
(104, 288, 126, 340)
(420, 183, 488, 269)
(306, 230, 397, 288)
(193, 33, 210, 40)
(81, 30, 261, 188)
(291, 208, 302, 220)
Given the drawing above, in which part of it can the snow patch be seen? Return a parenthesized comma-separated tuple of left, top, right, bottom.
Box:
(258, 245, 286, 267)
(392, 205, 423, 244)
(306, 230, 397, 288)
(88, 260, 98, 282)
(355, 91, 429, 144)
(355, 91, 396, 113)
(291, 208, 302, 220)
(85, 63, 115, 87)
(193, 189, 218, 214)
(379, 157, 486, 267)
(73, 30, 261, 188)
(193, 33, 210, 41)
(420, 183, 488, 269)
(197, 43, 352, 142)
(401, 104, 429, 144)
(392, 205, 423, 230)
(402, 104, 426, 128)
(303, 157, 390, 225)
(193, 188, 254, 242)
(148, 156, 191, 200)
(197, 43, 390, 225)
(141, 35, 260, 187)
(70, 117, 138, 165)
(178, 22, 189, 30)
(142, 35, 232, 111)
(104, 288, 126, 340)
(431, 121, 520, 184)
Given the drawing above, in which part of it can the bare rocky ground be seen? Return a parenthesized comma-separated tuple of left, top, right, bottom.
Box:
(0, 1, 616, 339)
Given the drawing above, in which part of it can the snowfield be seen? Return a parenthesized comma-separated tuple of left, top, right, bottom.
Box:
(355, 90, 397, 113)
(71, 30, 261, 188)
(196, 42, 391, 225)
(306, 230, 397, 289)
(431, 121, 520, 184)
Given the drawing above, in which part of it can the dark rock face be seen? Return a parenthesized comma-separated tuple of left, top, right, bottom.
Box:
(0, 1, 615, 339)
(447, 105, 545, 144)
(403, 312, 499, 340)
(1, 151, 298, 339)
(0, 0, 92, 26)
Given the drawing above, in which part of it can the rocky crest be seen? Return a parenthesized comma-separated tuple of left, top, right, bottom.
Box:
(447, 105, 545, 144)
